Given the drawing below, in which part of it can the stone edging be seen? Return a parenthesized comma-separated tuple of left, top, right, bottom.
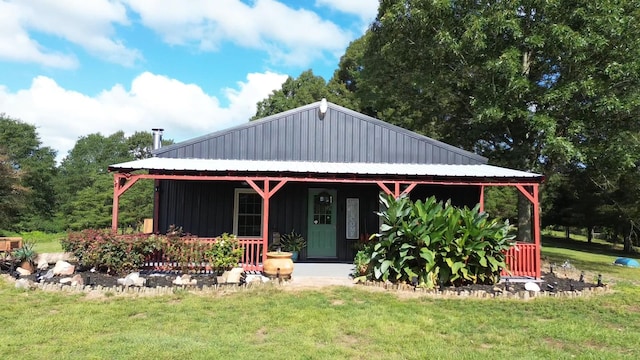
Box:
(356, 280, 611, 299)
(5, 274, 611, 299)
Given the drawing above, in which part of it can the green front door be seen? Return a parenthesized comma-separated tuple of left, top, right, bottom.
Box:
(307, 189, 337, 258)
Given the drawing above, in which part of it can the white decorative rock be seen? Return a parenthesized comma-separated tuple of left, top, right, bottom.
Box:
(524, 282, 541, 292)
(117, 272, 146, 287)
(16, 267, 32, 276)
(52, 260, 75, 276)
(60, 277, 74, 284)
(71, 274, 84, 287)
(173, 274, 197, 286)
(225, 267, 244, 284)
(35, 252, 75, 265)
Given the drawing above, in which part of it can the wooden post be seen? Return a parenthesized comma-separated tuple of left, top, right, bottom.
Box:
(479, 185, 485, 212)
(111, 174, 121, 233)
(533, 184, 541, 279)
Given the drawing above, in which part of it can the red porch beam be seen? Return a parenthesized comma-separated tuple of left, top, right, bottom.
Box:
(115, 172, 540, 188)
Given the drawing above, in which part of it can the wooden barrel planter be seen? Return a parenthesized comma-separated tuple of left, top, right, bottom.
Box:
(263, 251, 294, 279)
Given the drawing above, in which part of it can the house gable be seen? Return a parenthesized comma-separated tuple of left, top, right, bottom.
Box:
(154, 101, 487, 165)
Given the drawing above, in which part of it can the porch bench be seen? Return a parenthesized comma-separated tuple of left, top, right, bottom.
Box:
(0, 237, 22, 252)
(0, 237, 23, 262)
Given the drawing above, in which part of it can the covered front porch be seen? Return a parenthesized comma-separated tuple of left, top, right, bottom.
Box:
(110, 159, 543, 279)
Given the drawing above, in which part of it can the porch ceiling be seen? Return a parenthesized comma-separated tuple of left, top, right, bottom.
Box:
(109, 158, 543, 182)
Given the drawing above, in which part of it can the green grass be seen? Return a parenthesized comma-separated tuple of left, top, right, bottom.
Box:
(3, 231, 65, 253)
(1, 281, 640, 359)
(1, 233, 640, 359)
(541, 231, 640, 283)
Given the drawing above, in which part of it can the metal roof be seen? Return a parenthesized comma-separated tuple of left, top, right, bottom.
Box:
(152, 101, 488, 165)
(109, 157, 542, 180)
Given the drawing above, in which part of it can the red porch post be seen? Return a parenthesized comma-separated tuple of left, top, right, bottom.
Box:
(515, 184, 542, 279)
(111, 173, 141, 233)
(479, 185, 485, 212)
(246, 178, 288, 267)
(111, 174, 121, 233)
(532, 183, 541, 279)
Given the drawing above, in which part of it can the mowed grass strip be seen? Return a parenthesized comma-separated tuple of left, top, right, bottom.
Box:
(2, 281, 640, 359)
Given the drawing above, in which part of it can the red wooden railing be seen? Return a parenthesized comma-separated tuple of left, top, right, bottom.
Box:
(237, 238, 265, 272)
(502, 242, 538, 278)
(142, 237, 264, 272)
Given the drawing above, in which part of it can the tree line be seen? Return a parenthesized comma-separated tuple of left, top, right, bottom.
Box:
(2, 1, 639, 251)
(0, 114, 168, 233)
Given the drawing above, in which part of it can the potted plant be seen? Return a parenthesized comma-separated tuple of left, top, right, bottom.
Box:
(12, 241, 37, 272)
(280, 229, 306, 262)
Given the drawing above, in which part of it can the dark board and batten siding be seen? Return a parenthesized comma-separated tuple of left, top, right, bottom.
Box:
(155, 102, 487, 165)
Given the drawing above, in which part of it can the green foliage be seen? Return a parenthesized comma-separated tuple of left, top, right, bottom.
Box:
(62, 228, 245, 275)
(364, 193, 514, 288)
(357, 1, 640, 247)
(0, 114, 57, 232)
(62, 229, 161, 275)
(279, 229, 306, 252)
(353, 250, 370, 277)
(0, 150, 26, 232)
(252, 69, 357, 119)
(205, 233, 243, 271)
(11, 241, 37, 264)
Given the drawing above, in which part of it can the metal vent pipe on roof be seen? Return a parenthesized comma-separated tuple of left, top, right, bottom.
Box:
(152, 128, 164, 151)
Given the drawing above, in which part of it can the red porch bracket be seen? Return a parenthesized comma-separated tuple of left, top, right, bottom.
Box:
(376, 181, 393, 196)
(111, 173, 141, 233)
(401, 182, 417, 197)
(377, 181, 417, 198)
(515, 184, 534, 203)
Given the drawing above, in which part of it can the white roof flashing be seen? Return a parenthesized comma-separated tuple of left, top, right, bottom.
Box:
(109, 158, 542, 180)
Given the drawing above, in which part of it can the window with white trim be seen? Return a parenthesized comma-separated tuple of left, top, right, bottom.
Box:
(233, 189, 263, 237)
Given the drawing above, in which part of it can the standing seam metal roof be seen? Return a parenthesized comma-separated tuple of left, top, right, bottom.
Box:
(152, 101, 488, 165)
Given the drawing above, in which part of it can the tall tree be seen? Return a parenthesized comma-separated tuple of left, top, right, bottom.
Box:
(0, 114, 58, 231)
(0, 149, 26, 233)
(56, 131, 167, 231)
(360, 0, 640, 244)
(252, 70, 356, 119)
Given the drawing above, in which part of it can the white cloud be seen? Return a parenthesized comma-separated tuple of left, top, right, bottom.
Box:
(315, 0, 379, 21)
(124, 0, 352, 66)
(0, 1, 78, 68)
(0, 71, 288, 162)
(0, 0, 141, 67)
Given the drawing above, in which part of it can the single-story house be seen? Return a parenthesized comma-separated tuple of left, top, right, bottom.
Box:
(109, 100, 544, 278)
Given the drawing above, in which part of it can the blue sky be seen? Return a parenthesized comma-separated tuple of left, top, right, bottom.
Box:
(0, 0, 378, 161)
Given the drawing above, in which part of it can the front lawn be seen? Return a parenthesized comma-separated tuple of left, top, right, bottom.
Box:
(1, 234, 640, 359)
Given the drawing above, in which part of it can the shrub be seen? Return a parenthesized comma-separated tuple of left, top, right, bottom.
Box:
(62, 229, 161, 275)
(205, 233, 243, 271)
(62, 229, 245, 275)
(362, 193, 514, 288)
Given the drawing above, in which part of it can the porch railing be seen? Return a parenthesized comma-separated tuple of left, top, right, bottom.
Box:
(142, 237, 264, 272)
(502, 242, 538, 278)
